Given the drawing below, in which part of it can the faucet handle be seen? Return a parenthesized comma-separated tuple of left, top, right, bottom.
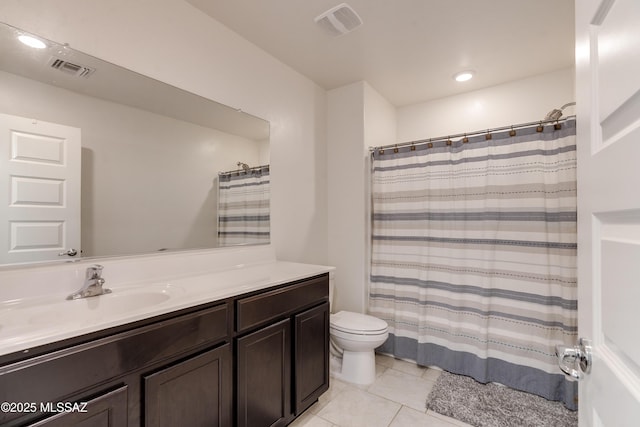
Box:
(86, 264, 104, 279)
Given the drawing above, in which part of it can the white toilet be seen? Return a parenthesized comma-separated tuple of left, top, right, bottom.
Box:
(329, 277, 389, 385)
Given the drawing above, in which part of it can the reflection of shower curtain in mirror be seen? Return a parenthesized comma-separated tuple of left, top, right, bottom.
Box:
(218, 165, 270, 246)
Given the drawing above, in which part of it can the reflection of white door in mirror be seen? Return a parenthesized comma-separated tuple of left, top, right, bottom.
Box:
(0, 113, 81, 264)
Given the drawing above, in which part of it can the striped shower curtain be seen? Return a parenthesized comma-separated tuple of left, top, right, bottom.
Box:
(218, 165, 270, 246)
(369, 120, 578, 409)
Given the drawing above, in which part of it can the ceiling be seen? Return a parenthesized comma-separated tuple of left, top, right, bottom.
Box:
(187, 0, 575, 107)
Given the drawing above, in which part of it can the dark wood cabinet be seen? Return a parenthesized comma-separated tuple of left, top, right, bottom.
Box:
(235, 275, 330, 427)
(144, 344, 232, 427)
(294, 302, 330, 415)
(236, 319, 291, 427)
(1, 272, 329, 427)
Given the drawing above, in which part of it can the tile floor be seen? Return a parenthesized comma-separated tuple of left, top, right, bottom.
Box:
(290, 353, 473, 427)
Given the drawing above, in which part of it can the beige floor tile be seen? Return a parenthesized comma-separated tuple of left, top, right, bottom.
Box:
(316, 388, 401, 427)
(375, 363, 389, 378)
(427, 410, 474, 427)
(310, 377, 353, 415)
(389, 406, 465, 427)
(289, 410, 336, 427)
(375, 353, 395, 368)
(312, 355, 470, 427)
(422, 366, 443, 382)
(376, 353, 430, 377)
(367, 368, 435, 412)
(390, 358, 428, 377)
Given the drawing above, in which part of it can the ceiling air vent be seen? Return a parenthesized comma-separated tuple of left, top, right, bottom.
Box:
(48, 57, 95, 78)
(314, 3, 363, 36)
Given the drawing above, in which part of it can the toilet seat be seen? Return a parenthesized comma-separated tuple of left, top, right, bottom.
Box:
(330, 311, 388, 335)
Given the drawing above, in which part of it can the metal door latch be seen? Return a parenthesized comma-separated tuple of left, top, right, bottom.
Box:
(555, 338, 592, 380)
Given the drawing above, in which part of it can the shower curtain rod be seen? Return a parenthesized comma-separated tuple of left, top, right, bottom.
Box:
(369, 115, 576, 153)
(218, 164, 269, 176)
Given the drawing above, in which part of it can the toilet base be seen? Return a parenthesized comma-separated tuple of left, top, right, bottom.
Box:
(330, 349, 377, 385)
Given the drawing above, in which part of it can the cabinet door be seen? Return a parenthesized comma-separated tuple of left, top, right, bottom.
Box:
(236, 318, 291, 427)
(294, 302, 330, 414)
(144, 344, 232, 427)
(29, 386, 128, 427)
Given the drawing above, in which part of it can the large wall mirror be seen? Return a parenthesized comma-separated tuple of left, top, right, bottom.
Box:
(0, 22, 270, 267)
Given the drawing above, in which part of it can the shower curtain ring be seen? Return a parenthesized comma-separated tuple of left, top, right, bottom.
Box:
(554, 121, 562, 130)
(462, 134, 469, 143)
(537, 122, 544, 132)
(427, 139, 433, 149)
(509, 126, 516, 137)
(485, 130, 492, 140)
(394, 144, 399, 153)
(446, 136, 452, 146)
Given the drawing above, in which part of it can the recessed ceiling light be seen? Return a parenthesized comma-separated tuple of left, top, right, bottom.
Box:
(453, 70, 474, 82)
(18, 34, 47, 49)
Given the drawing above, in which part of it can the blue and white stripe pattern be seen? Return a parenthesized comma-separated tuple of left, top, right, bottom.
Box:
(369, 120, 578, 409)
(218, 165, 270, 246)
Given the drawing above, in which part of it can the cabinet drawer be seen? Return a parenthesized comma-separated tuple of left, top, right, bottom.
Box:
(235, 274, 328, 333)
(28, 386, 128, 427)
(0, 303, 228, 424)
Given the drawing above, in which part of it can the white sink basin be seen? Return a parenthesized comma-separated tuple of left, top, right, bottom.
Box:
(29, 291, 172, 325)
(0, 284, 184, 340)
(77, 291, 171, 313)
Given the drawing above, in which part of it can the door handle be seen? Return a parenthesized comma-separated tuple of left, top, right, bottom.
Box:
(555, 338, 592, 380)
(58, 248, 78, 257)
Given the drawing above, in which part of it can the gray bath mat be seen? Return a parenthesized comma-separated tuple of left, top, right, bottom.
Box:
(425, 371, 577, 427)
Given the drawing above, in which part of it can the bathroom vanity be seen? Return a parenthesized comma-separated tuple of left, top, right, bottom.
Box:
(0, 248, 331, 427)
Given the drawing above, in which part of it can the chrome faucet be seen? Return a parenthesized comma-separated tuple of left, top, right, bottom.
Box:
(66, 264, 112, 300)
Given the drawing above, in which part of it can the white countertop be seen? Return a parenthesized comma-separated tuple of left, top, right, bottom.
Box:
(0, 247, 333, 359)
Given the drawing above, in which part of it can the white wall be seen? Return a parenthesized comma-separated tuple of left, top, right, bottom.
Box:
(0, 0, 328, 265)
(327, 82, 396, 313)
(397, 68, 575, 141)
(327, 82, 365, 313)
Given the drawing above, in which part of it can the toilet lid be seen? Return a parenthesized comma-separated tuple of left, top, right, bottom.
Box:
(330, 311, 388, 335)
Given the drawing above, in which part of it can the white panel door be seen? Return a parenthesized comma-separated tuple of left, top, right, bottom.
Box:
(0, 113, 81, 264)
(576, 0, 640, 425)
